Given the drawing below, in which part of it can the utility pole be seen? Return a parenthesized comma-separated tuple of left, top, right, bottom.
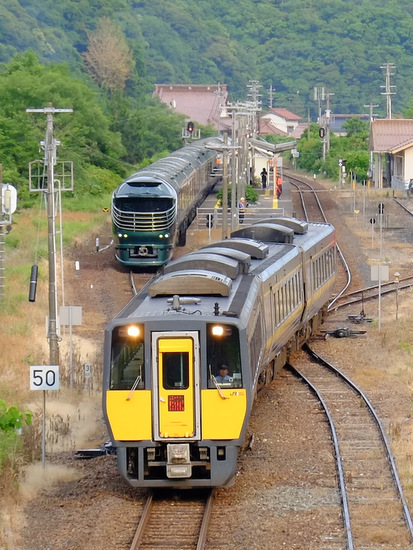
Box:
(268, 84, 274, 108)
(380, 62, 396, 119)
(325, 91, 334, 154)
(26, 105, 73, 366)
(364, 102, 379, 185)
(0, 164, 4, 302)
(214, 82, 225, 135)
(314, 86, 325, 124)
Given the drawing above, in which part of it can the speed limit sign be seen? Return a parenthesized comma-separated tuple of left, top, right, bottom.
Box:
(30, 365, 60, 390)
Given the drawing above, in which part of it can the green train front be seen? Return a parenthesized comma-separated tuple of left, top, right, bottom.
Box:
(111, 137, 222, 267)
(112, 178, 177, 267)
(103, 316, 248, 488)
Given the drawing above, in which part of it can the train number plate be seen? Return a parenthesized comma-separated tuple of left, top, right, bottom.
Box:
(168, 395, 185, 411)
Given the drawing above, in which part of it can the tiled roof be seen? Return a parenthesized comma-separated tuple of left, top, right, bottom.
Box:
(370, 119, 413, 153)
(290, 123, 308, 138)
(264, 107, 302, 121)
(154, 84, 228, 128)
(259, 119, 288, 136)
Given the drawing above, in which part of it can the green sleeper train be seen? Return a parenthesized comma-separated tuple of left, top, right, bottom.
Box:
(111, 137, 222, 267)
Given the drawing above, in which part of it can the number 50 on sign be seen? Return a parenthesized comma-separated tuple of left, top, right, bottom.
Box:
(30, 366, 60, 390)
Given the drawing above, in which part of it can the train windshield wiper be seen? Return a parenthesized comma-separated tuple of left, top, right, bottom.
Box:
(127, 375, 142, 401)
(211, 375, 229, 399)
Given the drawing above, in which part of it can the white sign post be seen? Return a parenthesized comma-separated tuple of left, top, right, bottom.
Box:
(30, 365, 60, 468)
(60, 305, 82, 388)
(371, 265, 389, 330)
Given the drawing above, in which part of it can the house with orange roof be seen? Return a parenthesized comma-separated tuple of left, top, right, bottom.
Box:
(370, 119, 413, 190)
(153, 84, 229, 131)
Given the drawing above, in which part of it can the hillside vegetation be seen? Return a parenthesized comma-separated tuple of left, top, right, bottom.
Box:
(2, 0, 413, 117)
(0, 0, 412, 503)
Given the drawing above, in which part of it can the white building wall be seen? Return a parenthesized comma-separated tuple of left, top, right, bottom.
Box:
(403, 147, 413, 182)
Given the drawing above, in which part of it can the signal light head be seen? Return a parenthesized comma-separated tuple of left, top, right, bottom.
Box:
(187, 121, 194, 134)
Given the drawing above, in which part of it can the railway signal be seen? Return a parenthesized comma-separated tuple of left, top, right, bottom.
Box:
(338, 158, 347, 187)
(182, 121, 200, 139)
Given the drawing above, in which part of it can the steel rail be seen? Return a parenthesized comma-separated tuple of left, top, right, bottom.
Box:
(288, 175, 352, 304)
(286, 362, 354, 550)
(130, 493, 154, 550)
(303, 343, 413, 543)
(130, 490, 214, 550)
(196, 490, 215, 550)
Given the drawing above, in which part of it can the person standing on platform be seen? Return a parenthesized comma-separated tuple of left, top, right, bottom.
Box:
(239, 197, 246, 223)
(276, 175, 283, 198)
(260, 168, 268, 189)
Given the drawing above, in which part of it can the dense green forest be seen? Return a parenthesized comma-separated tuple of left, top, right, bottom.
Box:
(0, 0, 413, 199)
(3, 0, 413, 116)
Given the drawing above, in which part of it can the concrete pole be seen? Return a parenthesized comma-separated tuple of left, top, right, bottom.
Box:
(222, 133, 229, 239)
(45, 111, 60, 366)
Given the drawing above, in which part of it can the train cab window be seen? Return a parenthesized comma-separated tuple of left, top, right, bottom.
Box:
(162, 352, 189, 389)
(206, 324, 242, 388)
(110, 325, 145, 390)
(115, 197, 174, 213)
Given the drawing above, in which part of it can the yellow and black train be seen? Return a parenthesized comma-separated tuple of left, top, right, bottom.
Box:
(103, 218, 337, 488)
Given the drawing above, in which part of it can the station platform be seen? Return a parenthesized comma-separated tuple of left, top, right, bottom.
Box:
(194, 176, 294, 232)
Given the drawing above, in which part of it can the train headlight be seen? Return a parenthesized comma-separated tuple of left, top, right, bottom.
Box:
(165, 233, 170, 238)
(211, 325, 232, 337)
(127, 325, 140, 338)
(211, 325, 224, 336)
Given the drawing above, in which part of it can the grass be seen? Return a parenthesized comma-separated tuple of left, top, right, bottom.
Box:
(0, 191, 112, 493)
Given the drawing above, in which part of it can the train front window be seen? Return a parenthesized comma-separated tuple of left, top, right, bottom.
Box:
(206, 324, 242, 388)
(115, 197, 173, 213)
(110, 325, 145, 390)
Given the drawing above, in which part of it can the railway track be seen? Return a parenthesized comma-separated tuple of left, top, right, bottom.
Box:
(287, 173, 352, 301)
(330, 275, 413, 312)
(288, 344, 413, 550)
(129, 490, 214, 549)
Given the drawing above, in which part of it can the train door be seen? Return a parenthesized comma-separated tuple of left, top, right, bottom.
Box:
(152, 331, 200, 441)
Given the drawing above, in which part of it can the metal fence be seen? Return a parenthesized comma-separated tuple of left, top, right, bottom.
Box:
(195, 206, 285, 230)
(391, 176, 412, 193)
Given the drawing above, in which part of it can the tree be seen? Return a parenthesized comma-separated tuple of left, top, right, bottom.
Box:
(0, 52, 126, 204)
(83, 17, 135, 92)
(342, 118, 369, 140)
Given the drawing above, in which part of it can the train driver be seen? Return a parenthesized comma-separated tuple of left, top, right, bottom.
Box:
(215, 365, 231, 383)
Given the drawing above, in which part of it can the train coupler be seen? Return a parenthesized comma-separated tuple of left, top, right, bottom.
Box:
(166, 443, 192, 478)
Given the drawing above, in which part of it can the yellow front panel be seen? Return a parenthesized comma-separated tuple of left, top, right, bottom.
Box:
(158, 338, 195, 438)
(106, 390, 152, 441)
(201, 389, 247, 439)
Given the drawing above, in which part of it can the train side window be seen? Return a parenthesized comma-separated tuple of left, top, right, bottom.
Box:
(207, 324, 242, 388)
(110, 325, 145, 390)
(162, 352, 189, 389)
